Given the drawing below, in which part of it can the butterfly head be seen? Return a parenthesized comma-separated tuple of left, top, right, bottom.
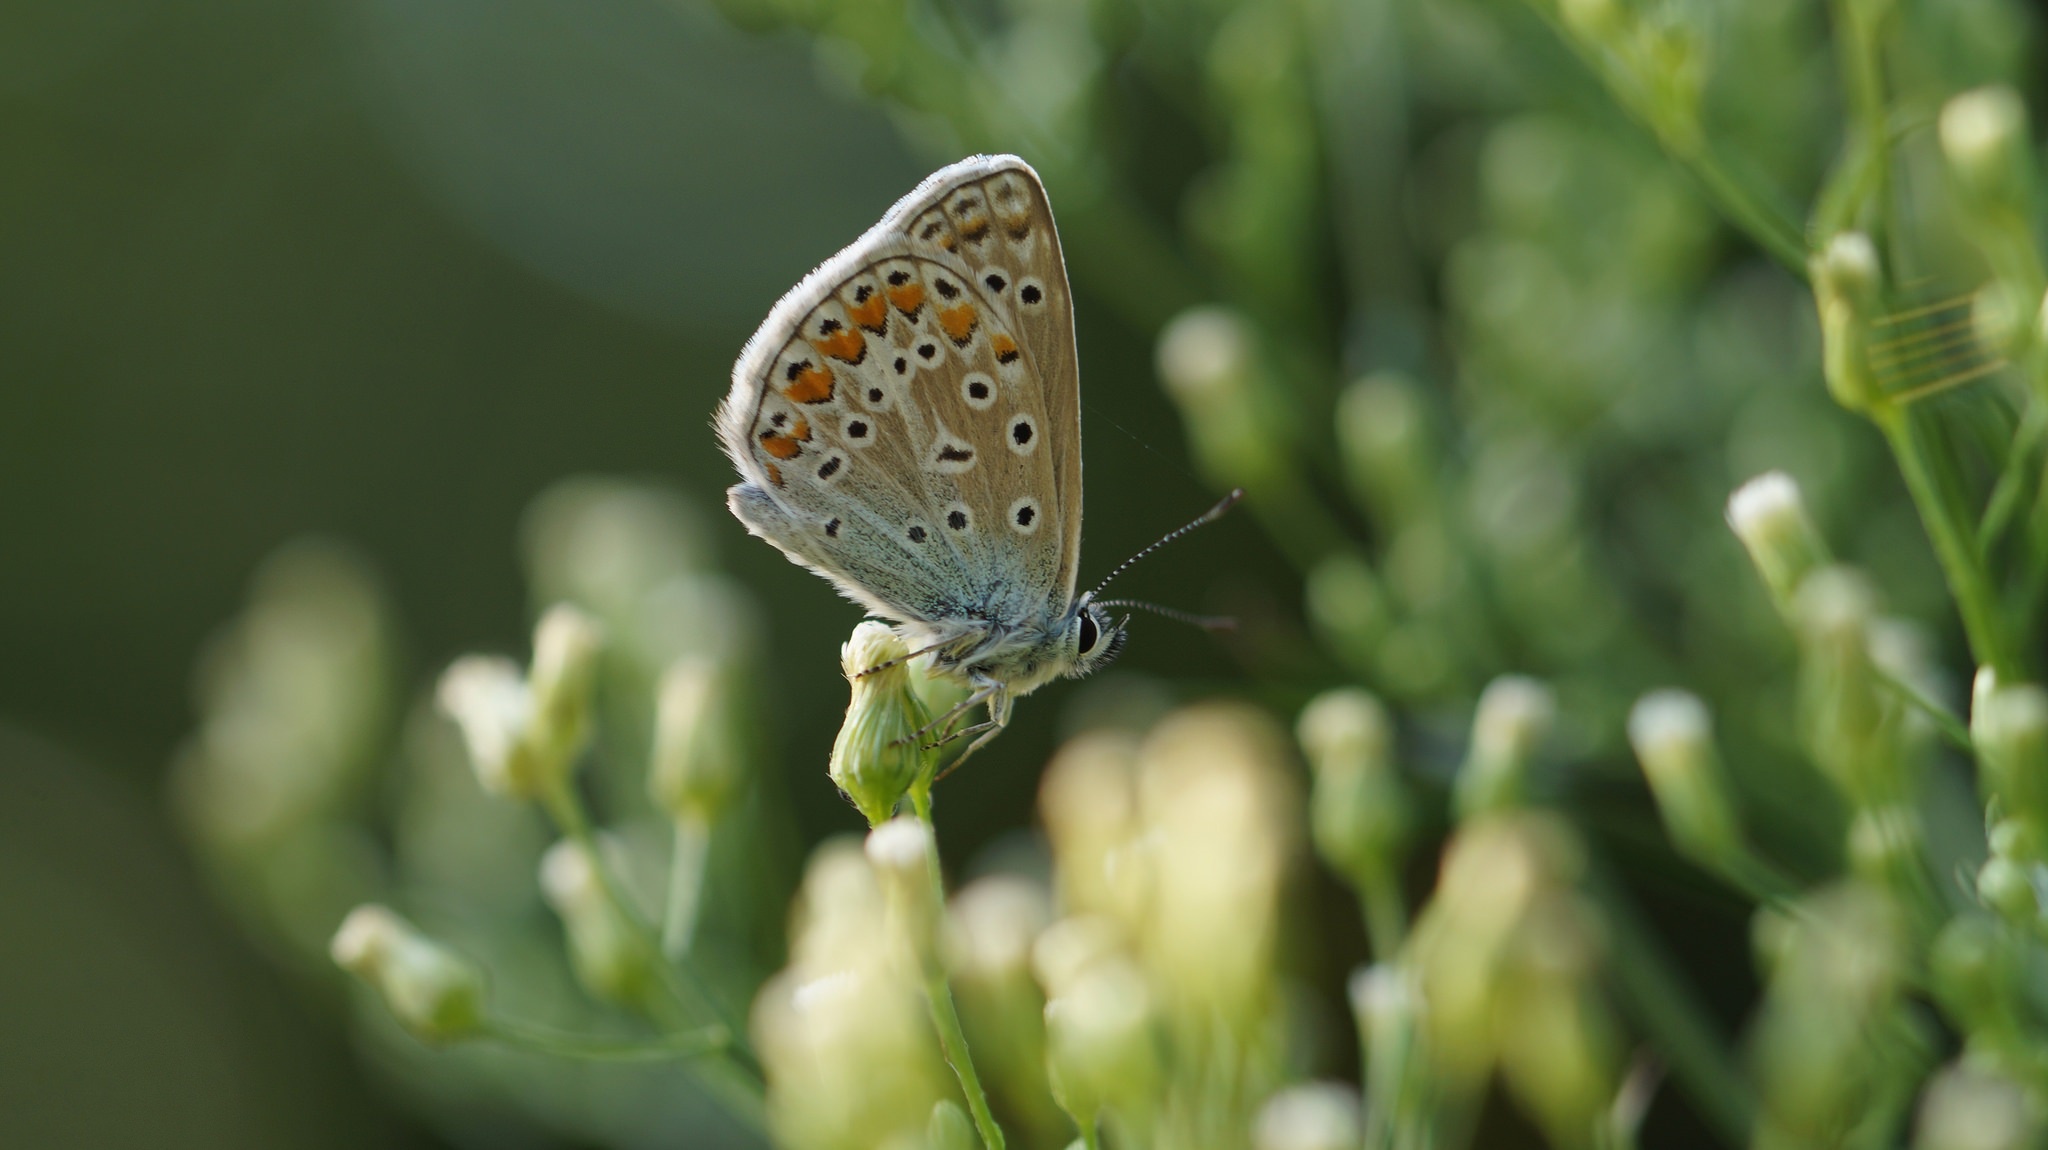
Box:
(1066, 599, 1127, 678)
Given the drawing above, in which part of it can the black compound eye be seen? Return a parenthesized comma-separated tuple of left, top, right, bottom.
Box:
(1077, 612, 1099, 655)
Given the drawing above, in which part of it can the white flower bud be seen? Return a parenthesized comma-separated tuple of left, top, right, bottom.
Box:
(1941, 86, 2031, 209)
(330, 904, 486, 1044)
(540, 839, 655, 1007)
(1627, 690, 1740, 865)
(1156, 306, 1252, 403)
(1914, 1062, 2042, 1150)
(866, 816, 940, 961)
(831, 623, 934, 826)
(1974, 680, 2048, 830)
(1726, 471, 1831, 609)
(648, 656, 742, 825)
(1455, 675, 1555, 819)
(1043, 958, 1160, 1127)
(527, 603, 601, 755)
(1038, 731, 1146, 926)
(1253, 1083, 1363, 1150)
(436, 656, 539, 798)
(1031, 915, 1128, 999)
(1298, 689, 1413, 886)
(946, 875, 1053, 984)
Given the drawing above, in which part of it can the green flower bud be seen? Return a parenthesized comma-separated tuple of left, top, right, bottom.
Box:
(1989, 817, 2048, 865)
(1929, 913, 2019, 1039)
(1454, 676, 1556, 820)
(648, 656, 743, 825)
(528, 603, 601, 764)
(330, 904, 486, 1044)
(928, 1100, 977, 1150)
(1726, 471, 1832, 611)
(831, 622, 936, 827)
(1914, 1062, 2043, 1150)
(1794, 566, 1892, 801)
(1811, 233, 1884, 413)
(540, 839, 656, 1008)
(1304, 552, 1389, 671)
(1156, 306, 1281, 493)
(1973, 679, 2048, 830)
(1253, 1083, 1363, 1150)
(1972, 279, 2034, 359)
(1297, 688, 1413, 886)
(866, 816, 940, 965)
(1337, 372, 1437, 531)
(1940, 87, 2032, 212)
(1557, 0, 1623, 41)
(1975, 856, 2039, 925)
(1627, 689, 1741, 866)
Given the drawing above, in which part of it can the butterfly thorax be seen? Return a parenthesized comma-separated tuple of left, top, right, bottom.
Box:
(903, 597, 1123, 701)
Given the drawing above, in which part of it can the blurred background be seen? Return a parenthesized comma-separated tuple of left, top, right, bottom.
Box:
(2, 0, 2041, 1147)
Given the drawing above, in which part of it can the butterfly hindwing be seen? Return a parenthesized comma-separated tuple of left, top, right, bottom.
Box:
(717, 158, 1075, 628)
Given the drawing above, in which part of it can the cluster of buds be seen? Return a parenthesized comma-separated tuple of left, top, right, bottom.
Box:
(751, 838, 950, 1150)
(436, 604, 602, 802)
(1406, 813, 1620, 1145)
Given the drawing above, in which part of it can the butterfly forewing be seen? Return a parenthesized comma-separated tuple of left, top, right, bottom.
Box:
(718, 156, 1080, 630)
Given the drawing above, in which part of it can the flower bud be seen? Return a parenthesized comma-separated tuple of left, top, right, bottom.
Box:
(1726, 471, 1832, 610)
(1794, 566, 1893, 801)
(1940, 87, 2032, 212)
(437, 656, 539, 798)
(946, 877, 1064, 1142)
(1914, 1061, 2042, 1150)
(1337, 372, 1437, 531)
(1454, 676, 1555, 820)
(1627, 690, 1740, 866)
(928, 1100, 977, 1150)
(1038, 732, 1146, 926)
(1929, 913, 2020, 1040)
(330, 904, 486, 1044)
(1156, 306, 1280, 493)
(866, 816, 940, 963)
(648, 656, 743, 825)
(1253, 1083, 1363, 1150)
(1973, 679, 2048, 830)
(1043, 958, 1161, 1131)
(752, 960, 948, 1150)
(1304, 552, 1389, 669)
(1157, 306, 1252, 405)
(540, 839, 656, 1008)
(528, 604, 601, 764)
(1298, 689, 1413, 886)
(831, 622, 936, 826)
(1975, 856, 2040, 925)
(1032, 915, 1128, 999)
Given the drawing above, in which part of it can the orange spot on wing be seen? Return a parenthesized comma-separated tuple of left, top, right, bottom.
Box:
(784, 365, 835, 404)
(758, 416, 811, 460)
(886, 282, 925, 315)
(939, 303, 979, 345)
(848, 293, 889, 333)
(765, 463, 784, 487)
(990, 333, 1020, 364)
(812, 328, 866, 364)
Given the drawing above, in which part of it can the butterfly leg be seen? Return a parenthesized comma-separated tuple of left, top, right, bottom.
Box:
(905, 683, 998, 747)
(933, 681, 1011, 781)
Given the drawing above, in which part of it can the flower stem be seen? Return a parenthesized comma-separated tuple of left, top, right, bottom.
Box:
(486, 1019, 730, 1062)
(910, 788, 1008, 1150)
(1878, 408, 2020, 679)
(1357, 868, 1409, 960)
(663, 815, 712, 961)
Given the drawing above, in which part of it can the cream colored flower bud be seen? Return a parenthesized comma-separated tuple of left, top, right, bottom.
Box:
(928, 1100, 977, 1150)
(1974, 680, 2048, 830)
(1815, 232, 1881, 315)
(649, 656, 742, 825)
(947, 875, 1053, 984)
(1031, 915, 1128, 999)
(1337, 372, 1437, 529)
(330, 904, 486, 1044)
(1941, 86, 2031, 209)
(1156, 306, 1252, 403)
(1726, 471, 1831, 610)
(1039, 731, 1145, 925)
(752, 961, 948, 1150)
(1627, 690, 1740, 865)
(1253, 1083, 1363, 1150)
(866, 816, 939, 961)
(1298, 689, 1413, 886)
(436, 655, 540, 798)
(831, 623, 934, 827)
(540, 839, 655, 1007)
(1914, 1062, 2042, 1150)
(529, 603, 601, 753)
(1454, 675, 1555, 819)
(1043, 958, 1161, 1128)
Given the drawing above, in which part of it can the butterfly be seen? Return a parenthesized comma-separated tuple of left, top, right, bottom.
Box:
(717, 154, 1236, 763)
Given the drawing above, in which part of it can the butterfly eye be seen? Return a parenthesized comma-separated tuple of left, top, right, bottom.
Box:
(1077, 612, 1100, 655)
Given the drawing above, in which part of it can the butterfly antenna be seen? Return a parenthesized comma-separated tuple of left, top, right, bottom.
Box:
(1092, 600, 1237, 632)
(1087, 488, 1245, 601)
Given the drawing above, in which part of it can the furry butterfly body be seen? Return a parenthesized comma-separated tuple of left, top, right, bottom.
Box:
(717, 154, 1123, 756)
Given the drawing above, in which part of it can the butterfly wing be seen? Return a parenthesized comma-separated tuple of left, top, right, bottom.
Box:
(717, 155, 1079, 629)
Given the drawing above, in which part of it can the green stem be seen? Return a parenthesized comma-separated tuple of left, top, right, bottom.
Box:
(486, 1019, 730, 1062)
(1979, 400, 2048, 556)
(1078, 1116, 1103, 1150)
(1584, 864, 1754, 1146)
(1878, 409, 2020, 679)
(538, 780, 766, 1094)
(910, 788, 1008, 1150)
(1356, 868, 1409, 960)
(1875, 668, 1973, 752)
(663, 815, 712, 961)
